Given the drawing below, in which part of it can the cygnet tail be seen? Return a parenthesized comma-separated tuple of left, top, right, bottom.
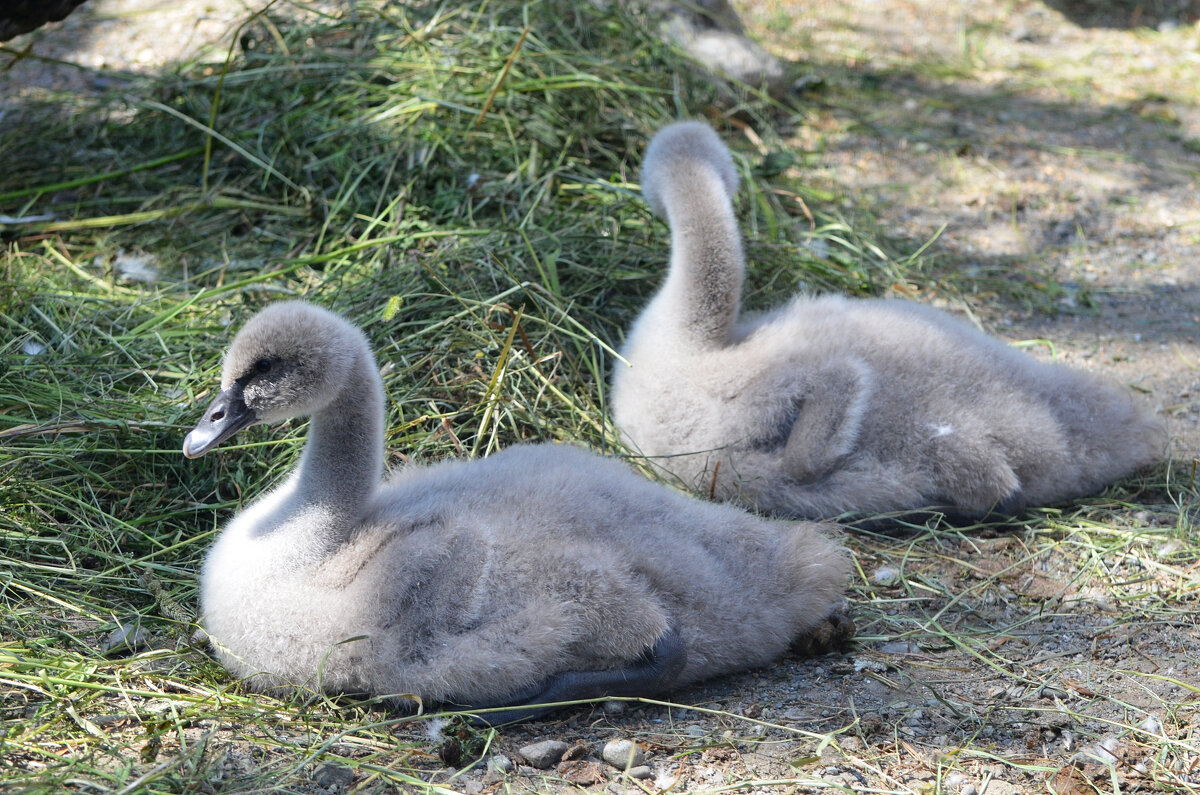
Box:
(1049, 377, 1166, 499)
(778, 522, 853, 645)
(641, 121, 747, 346)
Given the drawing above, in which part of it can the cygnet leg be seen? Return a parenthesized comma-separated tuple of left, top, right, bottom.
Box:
(790, 598, 855, 657)
(935, 486, 1028, 525)
(458, 627, 687, 725)
(843, 485, 1029, 531)
(990, 488, 1027, 519)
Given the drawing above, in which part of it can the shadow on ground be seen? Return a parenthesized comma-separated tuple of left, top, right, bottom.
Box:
(1042, 0, 1200, 29)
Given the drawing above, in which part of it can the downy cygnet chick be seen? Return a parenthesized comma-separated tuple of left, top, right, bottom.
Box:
(182, 301, 851, 722)
(611, 121, 1165, 521)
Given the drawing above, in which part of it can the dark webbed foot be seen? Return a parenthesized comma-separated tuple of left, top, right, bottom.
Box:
(991, 488, 1027, 519)
(790, 599, 855, 657)
(931, 487, 1028, 525)
(843, 487, 1028, 532)
(454, 627, 687, 725)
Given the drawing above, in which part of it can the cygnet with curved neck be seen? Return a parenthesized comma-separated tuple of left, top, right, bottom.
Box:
(612, 121, 1165, 521)
(184, 301, 851, 722)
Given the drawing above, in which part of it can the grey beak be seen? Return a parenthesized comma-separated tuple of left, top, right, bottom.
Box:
(183, 387, 257, 459)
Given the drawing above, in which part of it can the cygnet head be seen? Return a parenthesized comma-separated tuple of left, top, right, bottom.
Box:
(641, 121, 739, 219)
(183, 301, 368, 459)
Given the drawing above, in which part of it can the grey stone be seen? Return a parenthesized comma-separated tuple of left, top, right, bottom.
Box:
(629, 765, 654, 779)
(518, 740, 569, 769)
(602, 738, 645, 770)
(101, 620, 151, 656)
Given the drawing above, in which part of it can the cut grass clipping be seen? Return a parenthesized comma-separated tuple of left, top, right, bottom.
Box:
(1, 1, 1195, 793)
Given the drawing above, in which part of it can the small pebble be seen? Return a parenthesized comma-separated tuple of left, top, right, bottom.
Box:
(602, 739, 644, 770)
(101, 620, 152, 656)
(518, 740, 568, 769)
(488, 754, 513, 774)
(628, 765, 653, 780)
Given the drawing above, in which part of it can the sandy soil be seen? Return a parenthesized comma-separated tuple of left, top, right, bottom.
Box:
(1, 0, 251, 98)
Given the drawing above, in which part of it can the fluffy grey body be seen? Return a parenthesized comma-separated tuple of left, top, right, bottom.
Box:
(612, 121, 1166, 520)
(183, 301, 849, 720)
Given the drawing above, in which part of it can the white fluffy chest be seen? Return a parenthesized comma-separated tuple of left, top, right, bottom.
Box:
(198, 509, 373, 687)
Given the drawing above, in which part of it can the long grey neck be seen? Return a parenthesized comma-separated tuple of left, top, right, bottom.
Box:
(288, 346, 384, 542)
(656, 167, 745, 347)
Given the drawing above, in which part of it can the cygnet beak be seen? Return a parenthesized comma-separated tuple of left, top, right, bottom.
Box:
(183, 387, 258, 459)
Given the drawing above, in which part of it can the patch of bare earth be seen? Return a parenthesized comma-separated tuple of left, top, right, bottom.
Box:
(1, 0, 252, 101)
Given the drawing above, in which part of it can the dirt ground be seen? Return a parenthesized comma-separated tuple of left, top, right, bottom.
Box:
(3, 1, 1198, 793)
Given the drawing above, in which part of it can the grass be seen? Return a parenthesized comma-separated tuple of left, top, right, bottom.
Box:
(2, 0, 1198, 793)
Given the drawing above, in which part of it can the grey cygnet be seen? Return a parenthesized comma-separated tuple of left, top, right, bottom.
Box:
(611, 121, 1165, 520)
(183, 301, 851, 722)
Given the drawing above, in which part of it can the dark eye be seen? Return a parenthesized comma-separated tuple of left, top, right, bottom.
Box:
(254, 358, 273, 374)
